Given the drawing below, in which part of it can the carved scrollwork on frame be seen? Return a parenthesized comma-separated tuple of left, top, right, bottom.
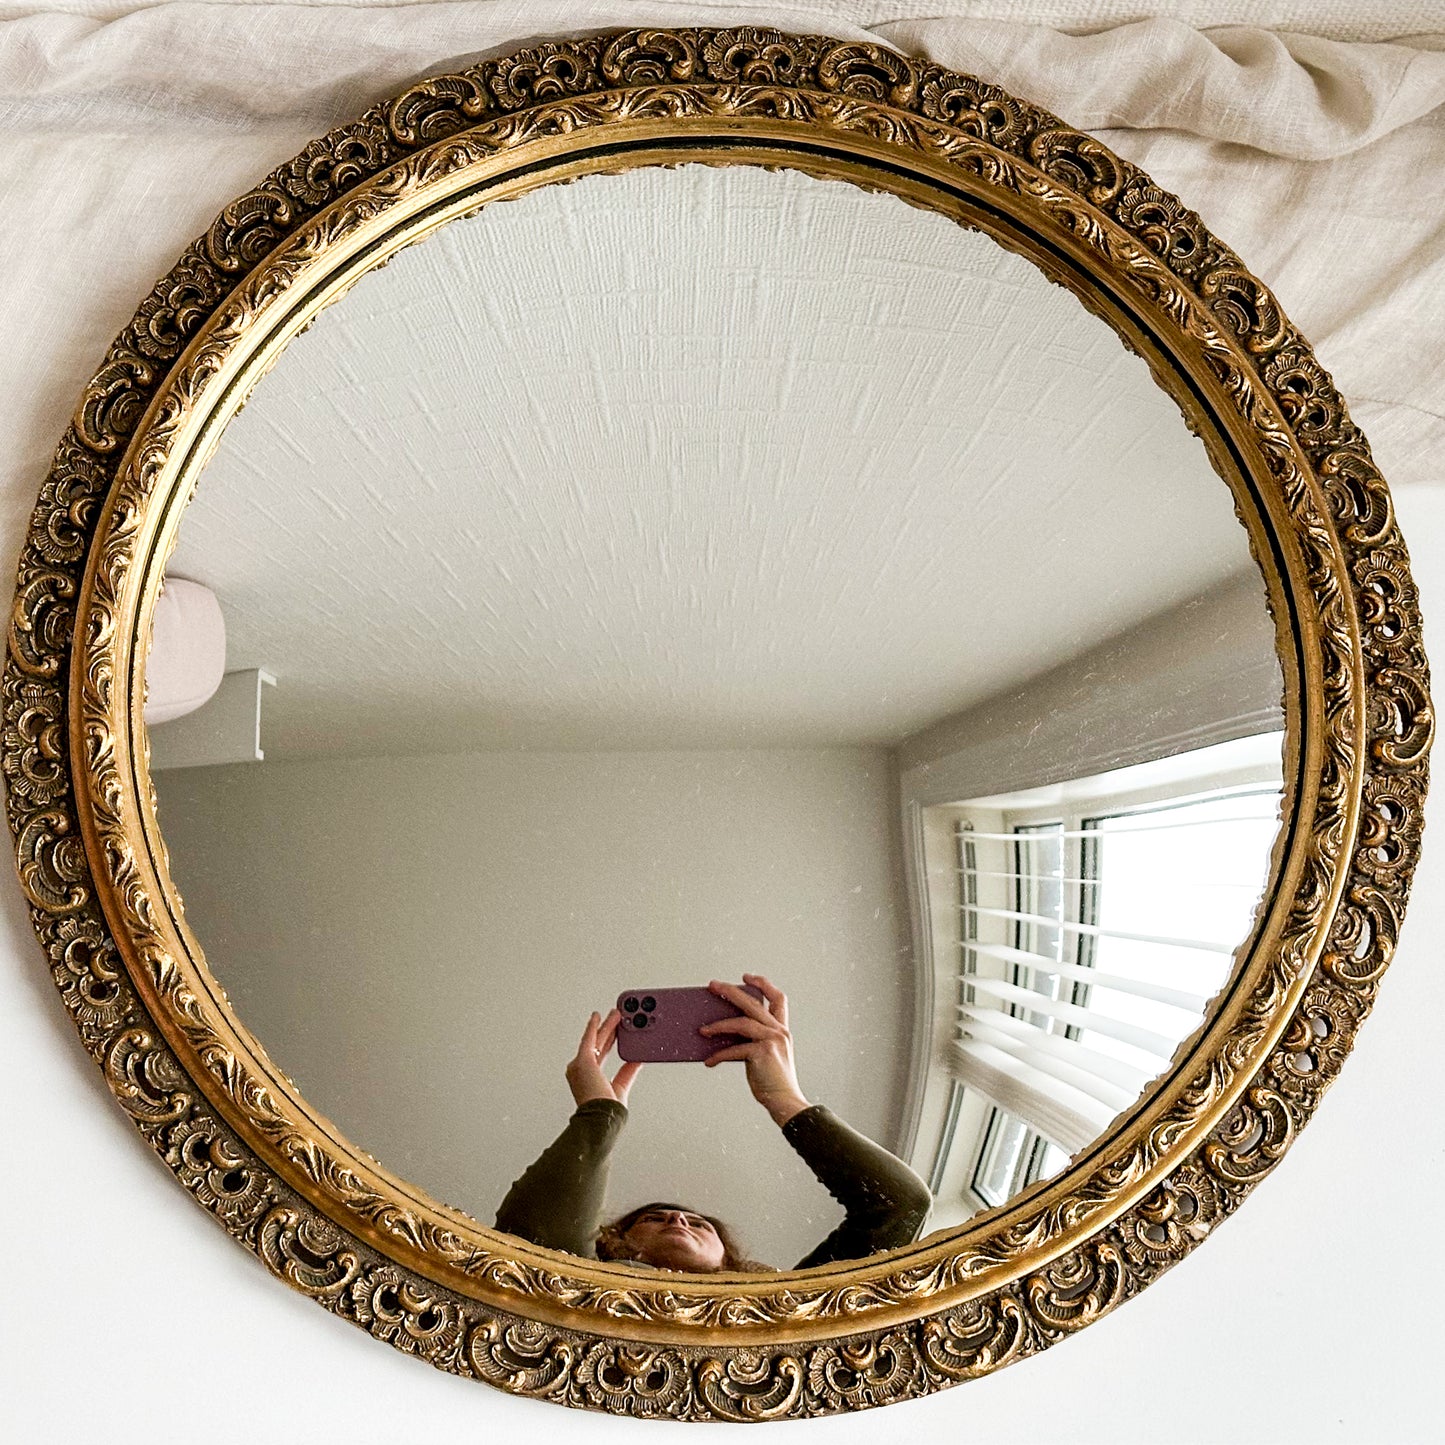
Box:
(1025, 1241, 1128, 1337)
(805, 1333, 923, 1411)
(166, 1116, 275, 1227)
(1114, 1169, 1223, 1270)
(918, 1294, 1028, 1381)
(46, 913, 130, 1038)
(349, 1267, 468, 1365)
(918, 70, 1027, 148)
(102, 1027, 190, 1131)
(468, 1318, 574, 1397)
(1368, 666, 1434, 769)
(1113, 180, 1209, 274)
(257, 1207, 364, 1297)
(73, 354, 157, 454)
(1027, 129, 1126, 206)
(696, 28, 803, 87)
(1205, 1087, 1297, 1189)
(16, 807, 88, 914)
(4, 26, 1429, 1420)
(3, 681, 67, 810)
(8, 569, 76, 682)
(573, 1342, 695, 1419)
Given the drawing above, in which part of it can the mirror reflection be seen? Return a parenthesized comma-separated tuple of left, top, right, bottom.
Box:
(147, 164, 1283, 1271)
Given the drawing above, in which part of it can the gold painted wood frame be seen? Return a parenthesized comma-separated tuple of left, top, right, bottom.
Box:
(4, 27, 1432, 1420)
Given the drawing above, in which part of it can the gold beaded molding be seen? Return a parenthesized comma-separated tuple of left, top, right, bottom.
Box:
(5, 27, 1432, 1420)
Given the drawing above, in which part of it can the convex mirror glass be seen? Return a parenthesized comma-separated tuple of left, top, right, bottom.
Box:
(150, 164, 1283, 1267)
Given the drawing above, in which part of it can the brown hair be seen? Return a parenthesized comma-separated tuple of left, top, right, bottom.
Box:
(596, 1202, 775, 1274)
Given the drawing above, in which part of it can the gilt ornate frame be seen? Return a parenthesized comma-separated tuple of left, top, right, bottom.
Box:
(4, 27, 1431, 1420)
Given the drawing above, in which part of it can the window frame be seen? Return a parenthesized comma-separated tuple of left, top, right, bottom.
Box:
(913, 733, 1286, 1222)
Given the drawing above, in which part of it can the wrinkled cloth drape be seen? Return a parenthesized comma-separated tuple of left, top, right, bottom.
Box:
(1, 0, 1441, 540)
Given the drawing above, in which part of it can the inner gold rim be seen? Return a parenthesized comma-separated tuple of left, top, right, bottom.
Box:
(74, 115, 1338, 1345)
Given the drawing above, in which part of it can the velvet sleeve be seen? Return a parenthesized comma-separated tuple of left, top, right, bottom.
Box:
(493, 1097, 627, 1258)
(783, 1105, 932, 1269)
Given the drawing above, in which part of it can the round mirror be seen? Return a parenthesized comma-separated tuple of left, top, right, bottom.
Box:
(10, 28, 1425, 1420)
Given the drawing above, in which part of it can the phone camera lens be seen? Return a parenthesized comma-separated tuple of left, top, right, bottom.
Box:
(641, 996, 657, 1012)
(623, 997, 638, 1013)
(632, 1014, 648, 1029)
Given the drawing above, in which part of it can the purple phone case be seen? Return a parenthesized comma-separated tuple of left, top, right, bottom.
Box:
(614, 985, 765, 1063)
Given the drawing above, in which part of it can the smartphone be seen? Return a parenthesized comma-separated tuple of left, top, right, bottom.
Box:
(613, 984, 766, 1063)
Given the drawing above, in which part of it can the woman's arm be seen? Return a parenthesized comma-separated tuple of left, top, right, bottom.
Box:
(700, 976, 931, 1267)
(493, 1097, 628, 1255)
(782, 1105, 932, 1268)
(493, 1010, 642, 1257)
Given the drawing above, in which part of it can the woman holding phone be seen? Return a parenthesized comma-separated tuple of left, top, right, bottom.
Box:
(494, 974, 931, 1272)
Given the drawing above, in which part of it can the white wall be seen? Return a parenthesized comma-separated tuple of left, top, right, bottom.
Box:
(152, 746, 910, 1266)
(8, 487, 1440, 1441)
(898, 569, 1283, 803)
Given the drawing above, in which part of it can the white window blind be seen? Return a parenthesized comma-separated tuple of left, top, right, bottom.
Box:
(951, 745, 1283, 1171)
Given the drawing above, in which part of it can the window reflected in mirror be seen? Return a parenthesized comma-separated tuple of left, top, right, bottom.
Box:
(912, 733, 1284, 1230)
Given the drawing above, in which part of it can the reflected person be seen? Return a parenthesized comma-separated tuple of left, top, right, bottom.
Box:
(495, 975, 931, 1271)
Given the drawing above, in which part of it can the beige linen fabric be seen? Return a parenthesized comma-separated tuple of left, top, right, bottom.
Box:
(0, 0, 1441, 563)
(4, 2, 1444, 43)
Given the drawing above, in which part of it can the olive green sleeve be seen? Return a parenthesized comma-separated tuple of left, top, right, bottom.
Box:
(493, 1098, 627, 1258)
(784, 1105, 932, 1269)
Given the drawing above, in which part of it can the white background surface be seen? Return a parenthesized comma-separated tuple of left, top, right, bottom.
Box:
(4, 4, 1444, 1441)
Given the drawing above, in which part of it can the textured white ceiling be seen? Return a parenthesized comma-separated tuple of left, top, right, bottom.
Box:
(169, 164, 1259, 758)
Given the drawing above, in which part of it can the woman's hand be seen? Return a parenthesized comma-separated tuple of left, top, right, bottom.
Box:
(565, 1009, 643, 1109)
(700, 974, 810, 1127)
